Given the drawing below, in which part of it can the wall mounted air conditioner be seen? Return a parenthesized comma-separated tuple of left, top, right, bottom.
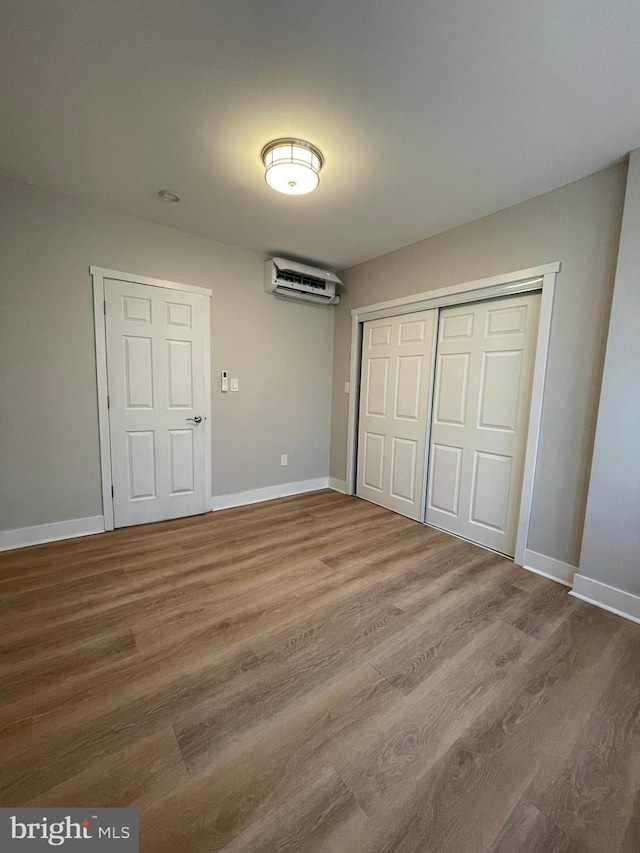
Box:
(265, 257, 341, 305)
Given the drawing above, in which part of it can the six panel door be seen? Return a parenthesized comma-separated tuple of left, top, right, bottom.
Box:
(356, 311, 436, 520)
(425, 293, 540, 555)
(105, 279, 209, 527)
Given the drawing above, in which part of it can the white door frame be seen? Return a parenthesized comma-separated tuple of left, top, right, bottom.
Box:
(91, 266, 212, 531)
(346, 262, 560, 566)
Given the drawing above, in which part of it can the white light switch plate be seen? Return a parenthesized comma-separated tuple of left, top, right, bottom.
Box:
(230, 378, 239, 392)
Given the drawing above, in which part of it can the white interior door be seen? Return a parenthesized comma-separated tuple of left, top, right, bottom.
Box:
(425, 293, 540, 555)
(105, 279, 210, 527)
(356, 311, 436, 520)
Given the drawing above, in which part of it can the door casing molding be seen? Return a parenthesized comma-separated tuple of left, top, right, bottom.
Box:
(91, 266, 212, 531)
(346, 261, 560, 566)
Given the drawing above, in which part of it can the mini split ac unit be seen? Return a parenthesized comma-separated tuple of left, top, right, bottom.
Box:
(265, 257, 341, 305)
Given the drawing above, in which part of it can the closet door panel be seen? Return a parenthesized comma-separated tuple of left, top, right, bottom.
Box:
(356, 311, 436, 521)
(425, 293, 540, 555)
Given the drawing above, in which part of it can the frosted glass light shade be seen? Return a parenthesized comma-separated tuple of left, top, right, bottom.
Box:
(261, 139, 323, 195)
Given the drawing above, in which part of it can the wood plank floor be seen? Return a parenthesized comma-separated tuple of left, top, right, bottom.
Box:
(1, 490, 639, 852)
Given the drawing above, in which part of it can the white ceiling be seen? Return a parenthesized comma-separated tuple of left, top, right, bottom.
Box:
(2, 1, 639, 270)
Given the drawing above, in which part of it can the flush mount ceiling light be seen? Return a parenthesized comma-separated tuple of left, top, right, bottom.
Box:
(159, 189, 180, 202)
(261, 138, 323, 195)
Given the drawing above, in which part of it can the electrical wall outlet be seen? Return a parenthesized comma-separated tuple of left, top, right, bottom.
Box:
(280, 454, 288, 466)
(344, 382, 350, 394)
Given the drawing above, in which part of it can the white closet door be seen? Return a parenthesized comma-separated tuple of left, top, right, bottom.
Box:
(357, 311, 436, 520)
(105, 279, 209, 527)
(425, 293, 540, 555)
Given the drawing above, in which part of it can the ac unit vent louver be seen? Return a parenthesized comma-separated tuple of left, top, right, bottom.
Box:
(277, 270, 328, 290)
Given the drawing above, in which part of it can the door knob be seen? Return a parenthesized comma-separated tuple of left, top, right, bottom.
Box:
(186, 416, 203, 424)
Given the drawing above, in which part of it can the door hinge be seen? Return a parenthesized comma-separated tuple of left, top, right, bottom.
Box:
(111, 485, 114, 498)
(107, 395, 110, 409)
(103, 300, 106, 314)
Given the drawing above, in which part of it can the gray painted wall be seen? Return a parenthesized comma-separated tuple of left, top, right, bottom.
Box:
(331, 165, 627, 568)
(0, 177, 334, 531)
(578, 151, 640, 595)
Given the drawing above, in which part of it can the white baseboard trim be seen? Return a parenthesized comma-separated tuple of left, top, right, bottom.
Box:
(0, 515, 106, 552)
(521, 548, 577, 588)
(328, 477, 347, 494)
(209, 477, 330, 512)
(570, 574, 640, 625)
